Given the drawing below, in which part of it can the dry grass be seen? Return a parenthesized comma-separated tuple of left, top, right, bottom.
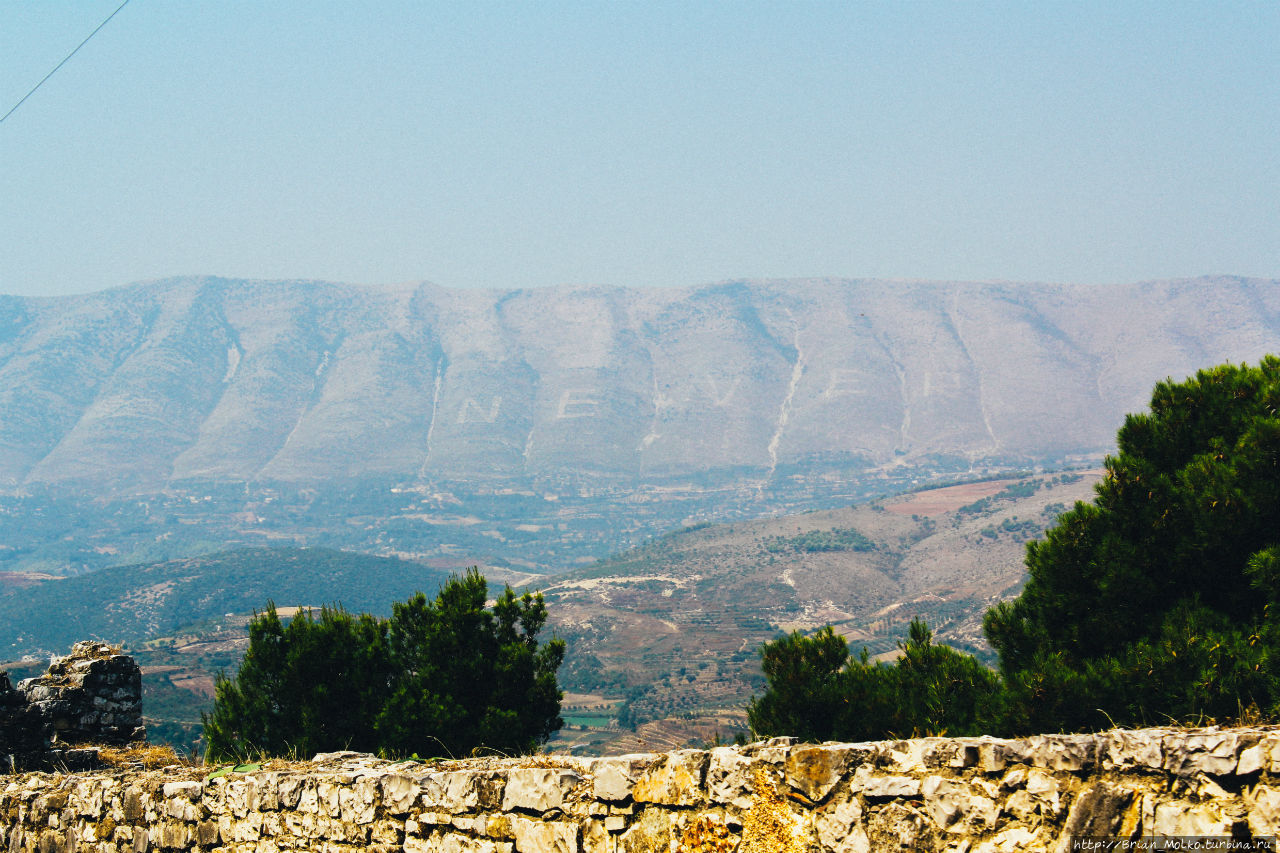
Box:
(96, 742, 195, 770)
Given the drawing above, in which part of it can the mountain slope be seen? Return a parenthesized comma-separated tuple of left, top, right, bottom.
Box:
(0, 547, 451, 657)
(543, 470, 1101, 751)
(0, 276, 1275, 489)
(0, 275, 1273, 575)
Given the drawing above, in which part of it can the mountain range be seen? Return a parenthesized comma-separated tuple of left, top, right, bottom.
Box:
(0, 275, 1274, 573)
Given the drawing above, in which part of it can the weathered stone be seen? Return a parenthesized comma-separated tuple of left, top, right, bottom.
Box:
(1024, 768, 1063, 818)
(501, 769, 581, 813)
(1247, 784, 1280, 834)
(1059, 781, 1135, 839)
(707, 747, 756, 809)
(785, 745, 861, 803)
(853, 772, 920, 799)
(920, 775, 997, 834)
(1163, 729, 1255, 777)
(582, 817, 610, 853)
(1151, 798, 1232, 834)
(814, 797, 868, 853)
(381, 772, 421, 814)
(1237, 741, 1268, 775)
(407, 832, 512, 853)
(511, 815, 580, 853)
(1101, 728, 1165, 772)
(2, 726, 1277, 853)
(632, 751, 708, 807)
(1029, 733, 1096, 771)
(978, 737, 1033, 773)
(588, 754, 656, 802)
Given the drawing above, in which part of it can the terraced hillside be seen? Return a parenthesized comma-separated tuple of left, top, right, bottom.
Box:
(543, 470, 1101, 753)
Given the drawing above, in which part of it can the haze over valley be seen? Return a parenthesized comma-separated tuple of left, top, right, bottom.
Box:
(0, 275, 1275, 578)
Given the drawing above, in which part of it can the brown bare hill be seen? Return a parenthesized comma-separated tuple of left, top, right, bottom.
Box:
(544, 470, 1101, 753)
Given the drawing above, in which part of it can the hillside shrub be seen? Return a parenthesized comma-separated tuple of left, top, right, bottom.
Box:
(202, 569, 564, 760)
(985, 357, 1280, 732)
(753, 357, 1280, 740)
(747, 619, 1001, 741)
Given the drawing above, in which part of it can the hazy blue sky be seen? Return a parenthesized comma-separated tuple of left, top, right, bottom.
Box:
(1, 1, 1277, 297)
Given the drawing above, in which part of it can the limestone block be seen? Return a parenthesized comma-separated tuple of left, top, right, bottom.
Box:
(865, 801, 934, 852)
(370, 818, 402, 845)
(785, 744, 865, 803)
(511, 815, 581, 853)
(452, 815, 487, 834)
(1151, 799, 1232, 834)
(184, 817, 213, 850)
(225, 777, 257, 817)
(261, 810, 285, 838)
(406, 831, 513, 853)
(618, 808, 673, 853)
(1056, 781, 1135, 845)
(582, 817, 610, 853)
(501, 768, 581, 813)
(295, 777, 321, 815)
(1247, 784, 1280, 834)
(164, 795, 199, 823)
(979, 737, 1033, 773)
(920, 776, 998, 834)
(344, 775, 380, 824)
(1024, 768, 1062, 818)
(316, 779, 343, 818)
(852, 772, 920, 799)
(741, 737, 794, 769)
(974, 825, 1042, 853)
(1162, 729, 1253, 777)
(381, 773, 423, 814)
(231, 811, 264, 843)
(814, 797, 869, 853)
(423, 770, 503, 813)
(1237, 741, 1268, 775)
(1102, 728, 1165, 772)
(1029, 733, 1097, 771)
(707, 748, 756, 809)
(160, 781, 200, 801)
(884, 738, 950, 773)
(632, 751, 709, 807)
(72, 779, 106, 817)
(158, 819, 191, 849)
(588, 754, 657, 802)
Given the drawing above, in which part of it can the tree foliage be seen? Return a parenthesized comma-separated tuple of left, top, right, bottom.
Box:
(752, 358, 1280, 740)
(202, 569, 564, 761)
(984, 357, 1280, 732)
(747, 619, 1002, 741)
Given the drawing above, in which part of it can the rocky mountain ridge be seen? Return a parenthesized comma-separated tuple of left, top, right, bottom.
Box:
(0, 275, 1275, 575)
(3, 275, 1276, 491)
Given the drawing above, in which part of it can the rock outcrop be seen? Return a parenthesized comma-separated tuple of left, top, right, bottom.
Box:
(0, 642, 144, 771)
(6, 725, 1280, 851)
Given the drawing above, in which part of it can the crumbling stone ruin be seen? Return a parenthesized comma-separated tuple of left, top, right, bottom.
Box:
(0, 642, 144, 771)
(5, 725, 1280, 851)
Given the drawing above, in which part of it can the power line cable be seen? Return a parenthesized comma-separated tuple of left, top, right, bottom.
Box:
(0, 0, 132, 126)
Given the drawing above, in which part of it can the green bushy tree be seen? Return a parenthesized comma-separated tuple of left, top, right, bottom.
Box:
(748, 619, 1001, 741)
(753, 358, 1280, 740)
(985, 357, 1280, 732)
(202, 569, 563, 761)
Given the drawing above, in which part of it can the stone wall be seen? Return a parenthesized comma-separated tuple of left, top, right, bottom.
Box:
(6, 725, 1280, 851)
(1, 642, 144, 771)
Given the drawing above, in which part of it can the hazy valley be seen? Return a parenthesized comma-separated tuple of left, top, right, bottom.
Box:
(0, 274, 1275, 753)
(0, 275, 1275, 578)
(1, 471, 1099, 754)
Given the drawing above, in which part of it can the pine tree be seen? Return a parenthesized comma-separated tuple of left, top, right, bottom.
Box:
(985, 357, 1280, 732)
(203, 570, 563, 761)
